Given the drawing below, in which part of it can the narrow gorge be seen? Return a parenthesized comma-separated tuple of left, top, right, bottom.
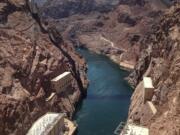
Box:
(0, 0, 88, 134)
(0, 0, 179, 135)
(74, 49, 132, 135)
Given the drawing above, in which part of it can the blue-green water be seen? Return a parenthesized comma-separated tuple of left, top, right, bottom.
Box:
(74, 49, 133, 135)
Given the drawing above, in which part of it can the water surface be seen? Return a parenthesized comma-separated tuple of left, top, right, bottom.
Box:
(74, 49, 133, 135)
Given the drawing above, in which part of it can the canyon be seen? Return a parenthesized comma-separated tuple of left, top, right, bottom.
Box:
(40, 0, 170, 70)
(127, 4, 180, 135)
(40, 0, 180, 134)
(0, 0, 88, 134)
(0, 0, 179, 135)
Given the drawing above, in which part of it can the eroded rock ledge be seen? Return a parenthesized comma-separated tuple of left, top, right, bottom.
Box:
(0, 0, 88, 134)
(40, 0, 168, 70)
(127, 4, 180, 135)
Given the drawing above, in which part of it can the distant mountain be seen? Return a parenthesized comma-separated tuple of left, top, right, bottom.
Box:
(41, 0, 119, 19)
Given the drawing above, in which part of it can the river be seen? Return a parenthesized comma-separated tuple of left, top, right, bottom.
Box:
(74, 49, 133, 135)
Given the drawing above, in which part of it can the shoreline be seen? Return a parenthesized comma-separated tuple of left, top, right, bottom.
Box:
(76, 46, 135, 71)
(73, 47, 133, 135)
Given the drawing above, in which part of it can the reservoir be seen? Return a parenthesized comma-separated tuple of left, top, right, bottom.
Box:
(74, 49, 133, 135)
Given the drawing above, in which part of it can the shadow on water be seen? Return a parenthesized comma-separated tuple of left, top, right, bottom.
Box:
(74, 48, 133, 135)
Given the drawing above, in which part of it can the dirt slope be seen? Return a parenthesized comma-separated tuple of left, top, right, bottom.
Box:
(127, 4, 180, 135)
(40, 0, 168, 70)
(0, 0, 88, 134)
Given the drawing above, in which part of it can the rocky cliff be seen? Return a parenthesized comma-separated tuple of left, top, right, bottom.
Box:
(40, 0, 168, 70)
(42, 0, 119, 19)
(0, 0, 88, 135)
(127, 4, 180, 135)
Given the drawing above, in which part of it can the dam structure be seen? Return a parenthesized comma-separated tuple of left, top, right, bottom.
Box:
(116, 77, 156, 135)
(46, 72, 72, 102)
(120, 123, 149, 135)
(27, 72, 75, 135)
(27, 113, 77, 135)
(51, 72, 72, 94)
(27, 113, 65, 135)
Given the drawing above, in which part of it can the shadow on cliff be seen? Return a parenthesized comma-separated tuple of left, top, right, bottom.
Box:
(30, 7, 87, 97)
(0, 2, 21, 24)
(51, 36, 87, 97)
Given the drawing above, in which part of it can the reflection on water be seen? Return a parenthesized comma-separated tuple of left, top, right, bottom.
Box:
(74, 49, 133, 135)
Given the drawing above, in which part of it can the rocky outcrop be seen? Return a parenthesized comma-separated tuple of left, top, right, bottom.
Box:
(42, 0, 119, 19)
(0, 0, 88, 135)
(127, 4, 180, 135)
(39, 0, 168, 70)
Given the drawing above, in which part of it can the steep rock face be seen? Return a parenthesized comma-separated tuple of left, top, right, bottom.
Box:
(119, 0, 146, 6)
(127, 4, 180, 135)
(40, 0, 168, 70)
(0, 1, 88, 135)
(42, 0, 119, 19)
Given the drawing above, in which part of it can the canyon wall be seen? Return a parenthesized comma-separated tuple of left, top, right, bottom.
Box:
(0, 0, 179, 134)
(40, 0, 168, 70)
(36, 1, 179, 134)
(127, 4, 180, 135)
(0, 0, 88, 134)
